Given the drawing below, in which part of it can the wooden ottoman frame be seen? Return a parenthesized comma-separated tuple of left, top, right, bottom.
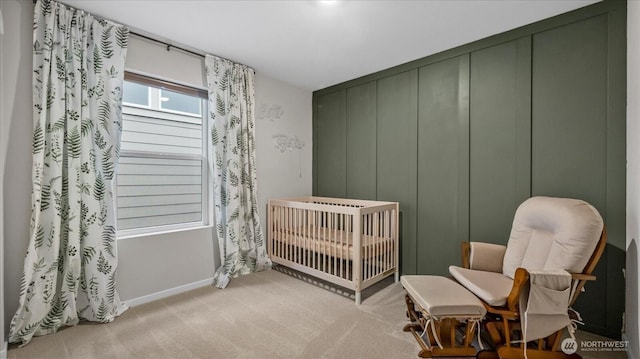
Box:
(402, 275, 486, 358)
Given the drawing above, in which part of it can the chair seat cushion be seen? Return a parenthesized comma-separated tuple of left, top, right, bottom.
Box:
(401, 275, 486, 318)
(449, 266, 514, 307)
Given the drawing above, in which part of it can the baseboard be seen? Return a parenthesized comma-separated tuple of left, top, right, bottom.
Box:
(124, 278, 213, 308)
(1, 339, 7, 359)
(622, 333, 637, 359)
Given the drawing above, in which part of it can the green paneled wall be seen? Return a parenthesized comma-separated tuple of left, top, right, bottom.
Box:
(531, 14, 608, 207)
(314, 90, 346, 197)
(312, 0, 625, 339)
(376, 71, 418, 275)
(469, 38, 531, 244)
(346, 82, 377, 200)
(417, 56, 469, 276)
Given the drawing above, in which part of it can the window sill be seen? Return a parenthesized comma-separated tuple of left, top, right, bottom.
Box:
(117, 223, 214, 241)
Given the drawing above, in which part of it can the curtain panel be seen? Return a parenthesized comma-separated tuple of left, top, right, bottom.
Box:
(9, 0, 129, 345)
(205, 55, 271, 288)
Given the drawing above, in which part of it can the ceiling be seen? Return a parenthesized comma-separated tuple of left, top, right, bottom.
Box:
(61, 0, 600, 91)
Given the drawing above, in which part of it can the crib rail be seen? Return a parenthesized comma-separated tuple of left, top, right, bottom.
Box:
(267, 196, 399, 304)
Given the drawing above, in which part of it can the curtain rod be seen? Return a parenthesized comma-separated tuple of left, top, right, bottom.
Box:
(33, 0, 256, 73)
(33, 0, 204, 58)
(130, 32, 205, 59)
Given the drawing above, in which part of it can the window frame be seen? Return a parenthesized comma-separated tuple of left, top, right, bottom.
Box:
(116, 71, 211, 239)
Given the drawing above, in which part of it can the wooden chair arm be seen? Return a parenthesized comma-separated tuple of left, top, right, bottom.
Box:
(506, 268, 530, 313)
(485, 267, 529, 319)
(461, 241, 471, 269)
(571, 273, 597, 281)
(569, 272, 597, 306)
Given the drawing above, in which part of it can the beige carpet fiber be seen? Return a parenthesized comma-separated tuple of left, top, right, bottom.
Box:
(8, 268, 418, 359)
(7, 267, 625, 359)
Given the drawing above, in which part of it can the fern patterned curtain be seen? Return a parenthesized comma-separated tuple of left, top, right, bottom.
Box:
(9, 0, 129, 345)
(205, 55, 271, 288)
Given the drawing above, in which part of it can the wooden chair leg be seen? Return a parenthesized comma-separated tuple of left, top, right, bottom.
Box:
(405, 294, 420, 322)
(486, 321, 504, 346)
(549, 331, 562, 351)
(502, 317, 511, 346)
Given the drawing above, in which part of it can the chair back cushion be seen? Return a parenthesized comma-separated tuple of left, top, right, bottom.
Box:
(502, 196, 603, 279)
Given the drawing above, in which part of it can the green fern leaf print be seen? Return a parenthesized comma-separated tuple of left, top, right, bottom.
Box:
(211, 127, 219, 146)
(101, 26, 114, 59)
(219, 70, 229, 90)
(98, 100, 111, 134)
(94, 129, 107, 150)
(102, 147, 115, 180)
(45, 85, 56, 109)
(93, 175, 105, 201)
(106, 271, 116, 302)
(41, 0, 52, 16)
(115, 26, 128, 49)
(67, 127, 82, 158)
(50, 117, 66, 133)
(93, 46, 103, 74)
(40, 183, 51, 211)
(33, 125, 44, 154)
(34, 226, 45, 249)
(33, 257, 47, 273)
(81, 246, 96, 266)
(102, 226, 115, 257)
(40, 297, 69, 330)
(81, 118, 93, 137)
(14, 321, 40, 340)
(96, 299, 109, 322)
(65, 271, 77, 292)
(216, 93, 226, 116)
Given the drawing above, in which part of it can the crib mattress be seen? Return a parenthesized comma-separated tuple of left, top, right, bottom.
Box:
(270, 226, 394, 260)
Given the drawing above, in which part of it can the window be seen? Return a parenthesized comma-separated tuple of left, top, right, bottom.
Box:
(160, 88, 202, 115)
(117, 73, 209, 236)
(123, 81, 150, 107)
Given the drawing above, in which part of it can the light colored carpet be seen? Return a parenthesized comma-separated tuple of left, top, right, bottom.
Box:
(8, 268, 417, 359)
(7, 267, 626, 359)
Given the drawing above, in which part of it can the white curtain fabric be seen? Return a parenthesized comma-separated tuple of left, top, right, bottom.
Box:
(9, 0, 129, 345)
(205, 55, 271, 288)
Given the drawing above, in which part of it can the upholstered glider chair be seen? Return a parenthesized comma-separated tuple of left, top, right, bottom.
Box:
(449, 196, 606, 359)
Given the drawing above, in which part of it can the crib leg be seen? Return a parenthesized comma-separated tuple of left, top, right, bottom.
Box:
(395, 271, 400, 283)
(355, 292, 362, 305)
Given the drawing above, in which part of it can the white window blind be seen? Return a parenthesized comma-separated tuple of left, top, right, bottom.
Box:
(117, 75, 208, 234)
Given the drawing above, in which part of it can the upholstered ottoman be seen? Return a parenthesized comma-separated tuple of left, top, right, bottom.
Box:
(401, 275, 486, 358)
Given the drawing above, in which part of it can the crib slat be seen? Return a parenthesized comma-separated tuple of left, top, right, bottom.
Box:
(267, 197, 398, 304)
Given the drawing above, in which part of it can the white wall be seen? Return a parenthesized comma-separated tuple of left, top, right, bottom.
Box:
(627, 1, 640, 357)
(1, 0, 312, 340)
(254, 74, 313, 231)
(2, 0, 34, 342)
(0, 1, 8, 356)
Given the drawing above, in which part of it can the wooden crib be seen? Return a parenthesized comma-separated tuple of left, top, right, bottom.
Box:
(267, 197, 399, 304)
